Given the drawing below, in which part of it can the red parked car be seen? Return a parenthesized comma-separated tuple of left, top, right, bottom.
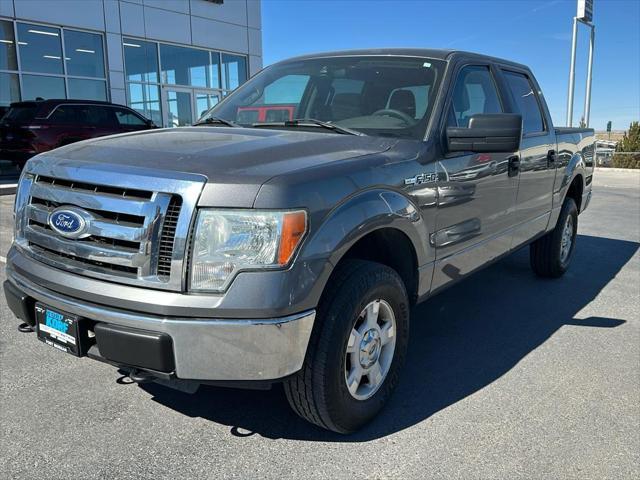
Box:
(0, 99, 155, 171)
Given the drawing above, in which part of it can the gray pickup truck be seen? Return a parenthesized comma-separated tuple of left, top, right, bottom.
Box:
(4, 49, 594, 433)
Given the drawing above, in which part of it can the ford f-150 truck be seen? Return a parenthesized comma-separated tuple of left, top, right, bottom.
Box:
(4, 49, 594, 433)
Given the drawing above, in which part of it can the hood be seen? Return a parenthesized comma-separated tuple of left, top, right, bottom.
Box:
(48, 126, 394, 182)
(33, 126, 396, 208)
(41, 127, 395, 207)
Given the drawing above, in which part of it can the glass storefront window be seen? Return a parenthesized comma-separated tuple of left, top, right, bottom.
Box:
(64, 30, 105, 78)
(67, 78, 107, 101)
(21, 74, 65, 100)
(127, 82, 161, 125)
(0, 72, 20, 106)
(124, 38, 159, 83)
(210, 52, 221, 89)
(17, 23, 63, 75)
(222, 54, 247, 91)
(1, 20, 18, 71)
(160, 44, 209, 88)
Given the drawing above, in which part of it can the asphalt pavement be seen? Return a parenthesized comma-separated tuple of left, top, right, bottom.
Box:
(1, 169, 638, 479)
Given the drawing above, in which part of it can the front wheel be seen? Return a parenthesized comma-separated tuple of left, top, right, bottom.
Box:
(284, 260, 410, 434)
(530, 197, 578, 278)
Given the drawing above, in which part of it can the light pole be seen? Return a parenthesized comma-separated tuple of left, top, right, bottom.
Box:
(566, 0, 595, 127)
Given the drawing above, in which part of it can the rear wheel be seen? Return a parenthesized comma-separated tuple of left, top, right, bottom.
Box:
(530, 197, 578, 278)
(284, 260, 410, 433)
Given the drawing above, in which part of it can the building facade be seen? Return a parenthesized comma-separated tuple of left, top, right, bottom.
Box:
(0, 0, 262, 127)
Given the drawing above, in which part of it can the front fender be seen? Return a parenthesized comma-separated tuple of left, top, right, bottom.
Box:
(291, 188, 431, 309)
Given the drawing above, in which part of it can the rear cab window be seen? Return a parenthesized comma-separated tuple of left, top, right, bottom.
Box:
(502, 70, 545, 135)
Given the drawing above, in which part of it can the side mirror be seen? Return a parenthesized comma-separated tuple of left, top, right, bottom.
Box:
(446, 113, 522, 153)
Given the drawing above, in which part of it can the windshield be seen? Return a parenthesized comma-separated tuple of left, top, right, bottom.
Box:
(201, 56, 446, 139)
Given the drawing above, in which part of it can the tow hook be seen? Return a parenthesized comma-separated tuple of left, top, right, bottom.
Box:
(128, 369, 154, 384)
(18, 322, 34, 333)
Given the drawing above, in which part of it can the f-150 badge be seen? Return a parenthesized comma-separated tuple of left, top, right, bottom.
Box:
(404, 172, 437, 186)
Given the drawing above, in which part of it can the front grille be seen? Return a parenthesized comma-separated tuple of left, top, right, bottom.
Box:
(19, 173, 189, 288)
(157, 196, 182, 277)
(36, 175, 153, 200)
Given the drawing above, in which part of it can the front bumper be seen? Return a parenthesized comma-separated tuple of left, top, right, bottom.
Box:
(4, 262, 315, 382)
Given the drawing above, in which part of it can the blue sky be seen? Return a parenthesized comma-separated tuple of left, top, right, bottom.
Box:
(261, 0, 640, 131)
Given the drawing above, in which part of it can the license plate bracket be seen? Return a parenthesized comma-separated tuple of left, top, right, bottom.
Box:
(35, 303, 88, 356)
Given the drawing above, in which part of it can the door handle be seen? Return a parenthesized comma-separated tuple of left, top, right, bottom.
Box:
(508, 155, 520, 177)
(547, 149, 557, 163)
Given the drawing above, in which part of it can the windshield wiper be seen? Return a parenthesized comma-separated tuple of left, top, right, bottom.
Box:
(194, 116, 240, 127)
(252, 118, 364, 136)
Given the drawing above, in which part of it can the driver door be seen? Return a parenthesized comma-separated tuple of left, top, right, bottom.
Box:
(432, 64, 520, 291)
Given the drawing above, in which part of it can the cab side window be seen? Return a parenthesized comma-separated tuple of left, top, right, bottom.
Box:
(49, 106, 81, 124)
(84, 106, 116, 128)
(114, 108, 147, 126)
(448, 65, 502, 128)
(503, 71, 545, 134)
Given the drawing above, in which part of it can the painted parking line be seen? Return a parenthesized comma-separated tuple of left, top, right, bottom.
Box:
(0, 255, 7, 264)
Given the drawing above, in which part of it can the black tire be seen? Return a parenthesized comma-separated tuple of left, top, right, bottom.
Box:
(284, 259, 410, 434)
(530, 197, 578, 278)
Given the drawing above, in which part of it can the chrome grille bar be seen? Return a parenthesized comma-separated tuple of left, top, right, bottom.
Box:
(25, 223, 145, 267)
(26, 203, 148, 242)
(16, 157, 207, 292)
(30, 182, 155, 217)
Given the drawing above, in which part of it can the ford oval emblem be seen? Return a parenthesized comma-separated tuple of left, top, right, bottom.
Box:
(48, 207, 91, 239)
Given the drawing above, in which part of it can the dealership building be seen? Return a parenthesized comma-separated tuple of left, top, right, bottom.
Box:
(0, 0, 263, 128)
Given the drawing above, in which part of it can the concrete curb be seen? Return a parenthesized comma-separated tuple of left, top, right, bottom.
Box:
(594, 167, 640, 173)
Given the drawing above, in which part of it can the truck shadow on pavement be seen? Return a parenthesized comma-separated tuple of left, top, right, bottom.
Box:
(139, 234, 637, 441)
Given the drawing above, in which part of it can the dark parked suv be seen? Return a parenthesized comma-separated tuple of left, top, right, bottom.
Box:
(0, 99, 155, 172)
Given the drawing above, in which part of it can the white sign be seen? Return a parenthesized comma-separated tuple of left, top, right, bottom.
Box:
(577, 0, 594, 23)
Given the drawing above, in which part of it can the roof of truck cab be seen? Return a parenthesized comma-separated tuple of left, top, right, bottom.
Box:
(278, 48, 530, 70)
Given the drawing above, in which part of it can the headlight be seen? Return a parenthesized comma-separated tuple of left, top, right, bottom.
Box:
(189, 209, 307, 292)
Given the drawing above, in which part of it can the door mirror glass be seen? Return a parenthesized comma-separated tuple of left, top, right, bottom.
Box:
(446, 113, 522, 153)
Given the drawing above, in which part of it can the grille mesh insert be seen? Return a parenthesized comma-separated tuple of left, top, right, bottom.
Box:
(157, 196, 182, 277)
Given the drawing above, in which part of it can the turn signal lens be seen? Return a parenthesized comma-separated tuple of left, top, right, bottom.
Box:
(278, 211, 307, 265)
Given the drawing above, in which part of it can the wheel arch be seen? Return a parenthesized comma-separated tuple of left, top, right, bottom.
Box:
(300, 188, 430, 308)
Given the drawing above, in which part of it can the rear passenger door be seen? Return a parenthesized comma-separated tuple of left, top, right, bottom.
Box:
(432, 64, 520, 291)
(48, 105, 95, 146)
(499, 68, 557, 248)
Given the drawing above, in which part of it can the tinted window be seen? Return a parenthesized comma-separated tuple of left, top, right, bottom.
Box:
(2, 104, 38, 124)
(67, 78, 107, 101)
(17, 23, 63, 75)
(0, 73, 20, 107)
(50, 105, 82, 124)
(210, 52, 221, 89)
(221, 54, 247, 90)
(127, 82, 161, 126)
(503, 71, 545, 134)
(64, 30, 105, 78)
(124, 38, 159, 83)
(449, 65, 502, 127)
(114, 108, 146, 126)
(160, 44, 209, 88)
(21, 74, 65, 100)
(84, 106, 115, 127)
(0, 20, 18, 71)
